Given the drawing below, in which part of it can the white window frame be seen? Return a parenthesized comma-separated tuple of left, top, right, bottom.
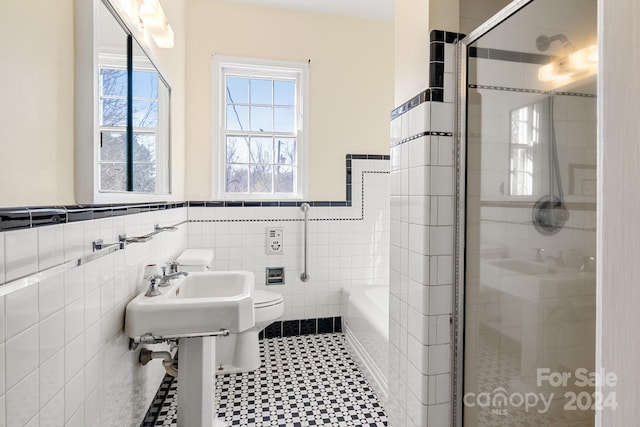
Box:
(212, 56, 309, 200)
(508, 101, 543, 197)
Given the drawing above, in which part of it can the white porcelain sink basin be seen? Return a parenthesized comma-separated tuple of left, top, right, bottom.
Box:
(125, 271, 255, 339)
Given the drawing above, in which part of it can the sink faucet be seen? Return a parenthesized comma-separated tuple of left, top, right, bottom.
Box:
(144, 274, 161, 297)
(159, 262, 188, 287)
(544, 250, 565, 267)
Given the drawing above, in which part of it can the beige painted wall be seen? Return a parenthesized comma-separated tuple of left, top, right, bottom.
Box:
(394, 0, 459, 107)
(149, 0, 187, 201)
(459, 0, 511, 35)
(394, 0, 430, 107)
(184, 0, 394, 201)
(0, 0, 186, 207)
(0, 0, 75, 206)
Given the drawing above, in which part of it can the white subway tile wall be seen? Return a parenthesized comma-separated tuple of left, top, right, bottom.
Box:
(0, 207, 187, 426)
(186, 159, 390, 321)
(0, 156, 390, 426)
(389, 93, 455, 425)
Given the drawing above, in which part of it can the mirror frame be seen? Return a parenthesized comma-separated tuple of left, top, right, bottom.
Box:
(75, 0, 173, 204)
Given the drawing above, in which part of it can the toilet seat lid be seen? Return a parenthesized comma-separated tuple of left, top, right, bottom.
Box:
(254, 290, 283, 308)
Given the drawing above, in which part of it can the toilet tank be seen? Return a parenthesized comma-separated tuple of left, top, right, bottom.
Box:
(176, 249, 214, 272)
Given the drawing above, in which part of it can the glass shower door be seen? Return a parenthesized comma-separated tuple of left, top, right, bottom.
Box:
(460, 0, 597, 425)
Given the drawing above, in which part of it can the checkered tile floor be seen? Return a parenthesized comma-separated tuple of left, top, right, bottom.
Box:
(153, 333, 388, 426)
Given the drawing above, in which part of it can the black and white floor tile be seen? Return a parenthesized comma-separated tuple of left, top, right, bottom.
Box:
(474, 332, 593, 427)
(153, 333, 388, 426)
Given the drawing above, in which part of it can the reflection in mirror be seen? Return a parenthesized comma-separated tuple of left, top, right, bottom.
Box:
(509, 101, 542, 196)
(98, 0, 129, 192)
(95, 0, 170, 196)
(131, 39, 170, 194)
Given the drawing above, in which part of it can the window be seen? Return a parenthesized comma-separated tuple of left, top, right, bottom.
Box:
(509, 101, 542, 196)
(215, 58, 308, 199)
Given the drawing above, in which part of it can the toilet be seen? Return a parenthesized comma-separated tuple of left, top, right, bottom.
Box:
(175, 249, 284, 374)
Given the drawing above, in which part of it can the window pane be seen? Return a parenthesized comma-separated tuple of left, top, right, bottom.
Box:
(250, 137, 274, 164)
(226, 105, 249, 131)
(275, 138, 296, 164)
(133, 133, 157, 162)
(100, 131, 126, 162)
(275, 165, 295, 193)
(132, 71, 158, 99)
(250, 106, 273, 132)
(100, 163, 127, 191)
(226, 165, 248, 192)
(133, 100, 158, 128)
(250, 79, 272, 104)
(101, 99, 127, 126)
(274, 80, 295, 106)
(226, 77, 248, 104)
(274, 107, 295, 132)
(133, 162, 156, 193)
(226, 137, 250, 163)
(250, 165, 273, 192)
(100, 69, 127, 97)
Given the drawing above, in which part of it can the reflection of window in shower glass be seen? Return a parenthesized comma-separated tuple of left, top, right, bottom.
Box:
(509, 102, 542, 196)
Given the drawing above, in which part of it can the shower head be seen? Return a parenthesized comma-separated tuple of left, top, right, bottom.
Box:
(536, 34, 574, 53)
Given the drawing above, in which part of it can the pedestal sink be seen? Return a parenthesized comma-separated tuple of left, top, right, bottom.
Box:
(125, 271, 255, 426)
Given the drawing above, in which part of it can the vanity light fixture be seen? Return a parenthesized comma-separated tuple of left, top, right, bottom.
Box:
(538, 43, 597, 84)
(138, 0, 174, 48)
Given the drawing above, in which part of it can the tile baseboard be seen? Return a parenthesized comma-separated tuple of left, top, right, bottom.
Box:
(260, 317, 343, 339)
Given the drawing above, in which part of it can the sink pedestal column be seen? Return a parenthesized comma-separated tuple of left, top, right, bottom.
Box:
(177, 336, 226, 426)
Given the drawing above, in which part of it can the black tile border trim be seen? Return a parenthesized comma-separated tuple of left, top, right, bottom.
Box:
(468, 84, 597, 98)
(0, 202, 188, 232)
(188, 154, 390, 211)
(0, 155, 391, 232)
(391, 30, 465, 119)
(188, 170, 389, 223)
(391, 131, 454, 148)
(469, 46, 553, 65)
(141, 372, 176, 427)
(259, 317, 343, 339)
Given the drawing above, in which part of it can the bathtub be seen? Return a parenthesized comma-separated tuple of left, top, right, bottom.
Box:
(342, 286, 389, 405)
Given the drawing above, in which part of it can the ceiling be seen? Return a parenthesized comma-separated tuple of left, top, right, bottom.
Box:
(225, 0, 394, 21)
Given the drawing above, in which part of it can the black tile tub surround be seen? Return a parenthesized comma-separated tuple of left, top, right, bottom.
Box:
(260, 317, 343, 339)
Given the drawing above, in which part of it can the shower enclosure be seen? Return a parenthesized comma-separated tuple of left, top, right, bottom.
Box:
(455, 0, 597, 425)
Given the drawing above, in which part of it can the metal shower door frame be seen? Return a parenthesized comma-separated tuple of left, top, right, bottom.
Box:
(452, 1, 535, 426)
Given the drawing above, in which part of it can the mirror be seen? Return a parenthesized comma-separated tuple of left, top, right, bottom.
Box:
(83, 0, 171, 199)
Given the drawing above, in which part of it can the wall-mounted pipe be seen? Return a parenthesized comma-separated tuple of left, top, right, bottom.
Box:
(300, 203, 311, 282)
(139, 348, 178, 377)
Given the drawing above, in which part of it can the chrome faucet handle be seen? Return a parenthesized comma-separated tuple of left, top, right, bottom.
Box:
(159, 266, 171, 287)
(534, 248, 545, 262)
(145, 275, 162, 297)
(168, 261, 179, 274)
